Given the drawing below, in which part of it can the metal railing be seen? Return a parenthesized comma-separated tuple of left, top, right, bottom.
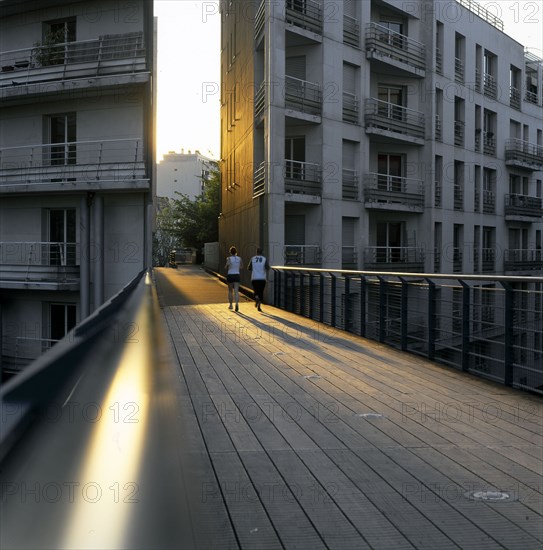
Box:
(343, 15, 360, 47)
(364, 246, 425, 267)
(253, 161, 266, 198)
(482, 189, 495, 213)
(342, 91, 359, 123)
(0, 270, 204, 547)
(0, 241, 78, 266)
(435, 115, 442, 141)
(510, 86, 521, 109)
(483, 72, 497, 99)
(255, 0, 266, 39)
(365, 22, 425, 72)
(0, 32, 146, 88)
(284, 245, 321, 265)
(504, 194, 543, 218)
(0, 138, 146, 188)
(342, 246, 357, 268)
(272, 267, 542, 394)
(342, 169, 359, 200)
(365, 98, 425, 140)
(1, 337, 59, 370)
(456, 0, 504, 31)
(285, 0, 323, 34)
(504, 249, 543, 271)
(454, 57, 464, 82)
(482, 131, 496, 156)
(454, 120, 465, 146)
(254, 81, 266, 119)
(505, 138, 543, 168)
(284, 75, 322, 116)
(435, 48, 443, 74)
(284, 159, 322, 195)
(363, 173, 424, 209)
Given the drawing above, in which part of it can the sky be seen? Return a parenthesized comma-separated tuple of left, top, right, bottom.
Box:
(153, 0, 543, 162)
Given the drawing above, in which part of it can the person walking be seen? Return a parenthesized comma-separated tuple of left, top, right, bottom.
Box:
(248, 247, 269, 312)
(225, 246, 243, 311)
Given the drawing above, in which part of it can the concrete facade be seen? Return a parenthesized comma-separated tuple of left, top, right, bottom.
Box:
(157, 151, 217, 201)
(219, 0, 543, 281)
(0, 0, 155, 376)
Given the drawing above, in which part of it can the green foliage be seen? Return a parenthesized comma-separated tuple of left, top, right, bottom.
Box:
(152, 168, 220, 264)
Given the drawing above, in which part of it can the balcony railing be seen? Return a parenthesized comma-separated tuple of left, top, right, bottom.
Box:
(342, 246, 357, 268)
(435, 48, 443, 74)
(285, 0, 323, 34)
(0, 138, 146, 188)
(504, 249, 543, 271)
(343, 15, 360, 48)
(274, 267, 542, 393)
(504, 194, 543, 218)
(456, 0, 504, 31)
(505, 138, 543, 169)
(364, 173, 424, 210)
(435, 115, 442, 141)
(454, 57, 464, 82)
(365, 22, 425, 73)
(285, 245, 321, 265)
(1, 337, 59, 370)
(435, 181, 442, 208)
(365, 99, 425, 141)
(483, 73, 497, 99)
(364, 246, 424, 269)
(253, 161, 266, 198)
(510, 86, 521, 109)
(285, 75, 322, 116)
(342, 169, 359, 200)
(0, 32, 146, 88)
(481, 248, 496, 272)
(525, 89, 538, 105)
(342, 91, 359, 123)
(454, 120, 465, 146)
(482, 132, 496, 156)
(284, 160, 321, 195)
(0, 241, 78, 266)
(255, 0, 266, 39)
(255, 81, 266, 119)
(454, 184, 463, 210)
(482, 190, 495, 213)
(453, 248, 463, 272)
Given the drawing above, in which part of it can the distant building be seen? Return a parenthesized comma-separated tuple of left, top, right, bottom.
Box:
(157, 150, 217, 200)
(0, 0, 155, 376)
(220, 0, 543, 275)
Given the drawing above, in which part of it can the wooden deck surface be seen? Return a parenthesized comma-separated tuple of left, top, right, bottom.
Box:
(156, 268, 543, 550)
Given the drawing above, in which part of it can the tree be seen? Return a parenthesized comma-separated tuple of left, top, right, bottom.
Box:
(152, 167, 220, 265)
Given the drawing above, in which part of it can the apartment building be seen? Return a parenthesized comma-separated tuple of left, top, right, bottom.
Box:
(0, 0, 155, 376)
(220, 0, 543, 277)
(157, 150, 217, 200)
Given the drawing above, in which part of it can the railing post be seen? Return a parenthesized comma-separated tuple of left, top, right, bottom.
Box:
(426, 278, 436, 360)
(308, 272, 314, 320)
(400, 277, 408, 351)
(330, 273, 336, 328)
(501, 281, 514, 386)
(344, 276, 351, 332)
(319, 273, 325, 323)
(460, 280, 470, 372)
(360, 275, 366, 338)
(378, 276, 386, 343)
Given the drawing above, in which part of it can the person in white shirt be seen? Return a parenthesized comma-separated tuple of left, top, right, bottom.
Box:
(225, 246, 243, 311)
(248, 247, 270, 312)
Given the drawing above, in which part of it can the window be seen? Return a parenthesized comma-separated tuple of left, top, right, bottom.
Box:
(47, 113, 76, 165)
(48, 209, 76, 266)
(378, 85, 404, 120)
(48, 303, 77, 342)
(376, 221, 405, 262)
(377, 154, 403, 192)
(285, 137, 305, 180)
(454, 33, 465, 82)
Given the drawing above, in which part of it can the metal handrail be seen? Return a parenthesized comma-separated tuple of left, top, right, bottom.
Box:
(0, 270, 203, 547)
(0, 241, 79, 266)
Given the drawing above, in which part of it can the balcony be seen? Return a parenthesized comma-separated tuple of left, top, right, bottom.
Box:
(284, 160, 321, 199)
(363, 173, 424, 211)
(343, 15, 360, 48)
(364, 246, 424, 272)
(0, 241, 79, 290)
(285, 75, 322, 118)
(342, 169, 359, 200)
(365, 99, 425, 144)
(365, 23, 425, 76)
(504, 194, 543, 220)
(504, 249, 543, 272)
(285, 0, 322, 35)
(342, 92, 359, 124)
(284, 245, 321, 265)
(0, 33, 147, 99)
(0, 139, 147, 193)
(505, 139, 543, 170)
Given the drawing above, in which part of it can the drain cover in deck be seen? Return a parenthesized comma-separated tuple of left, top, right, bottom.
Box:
(465, 490, 516, 502)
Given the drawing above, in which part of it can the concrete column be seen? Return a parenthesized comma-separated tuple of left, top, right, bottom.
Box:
(93, 195, 104, 308)
(79, 195, 90, 320)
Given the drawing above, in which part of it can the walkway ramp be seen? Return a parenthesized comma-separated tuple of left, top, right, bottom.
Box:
(158, 268, 543, 550)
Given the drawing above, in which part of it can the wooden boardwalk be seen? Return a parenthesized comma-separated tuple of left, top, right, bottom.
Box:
(158, 270, 543, 550)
